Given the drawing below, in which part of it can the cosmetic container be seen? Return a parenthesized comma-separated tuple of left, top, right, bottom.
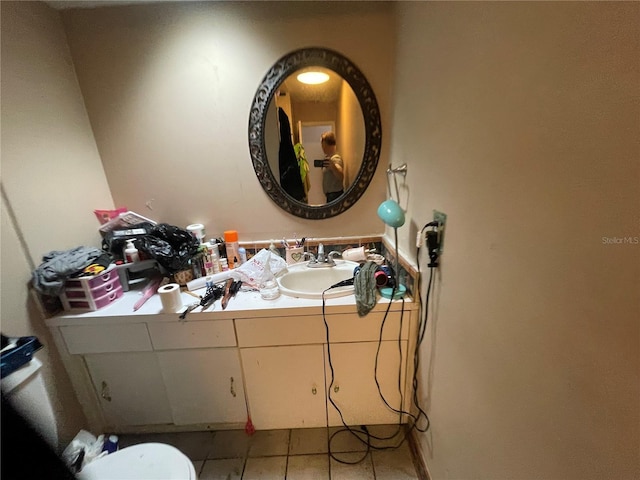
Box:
(220, 258, 229, 271)
(209, 242, 221, 273)
(224, 230, 240, 269)
(124, 240, 139, 263)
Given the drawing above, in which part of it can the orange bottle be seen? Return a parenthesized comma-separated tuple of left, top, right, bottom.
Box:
(224, 230, 240, 269)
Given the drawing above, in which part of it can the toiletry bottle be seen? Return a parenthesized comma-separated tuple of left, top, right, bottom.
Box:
(102, 435, 119, 454)
(209, 241, 221, 273)
(191, 255, 203, 279)
(224, 230, 240, 269)
(202, 244, 214, 275)
(220, 257, 229, 271)
(125, 239, 139, 263)
(238, 247, 247, 265)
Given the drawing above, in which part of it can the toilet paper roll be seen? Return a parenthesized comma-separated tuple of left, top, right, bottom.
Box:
(186, 223, 206, 240)
(158, 283, 183, 313)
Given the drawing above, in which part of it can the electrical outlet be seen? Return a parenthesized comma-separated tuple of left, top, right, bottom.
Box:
(433, 210, 447, 253)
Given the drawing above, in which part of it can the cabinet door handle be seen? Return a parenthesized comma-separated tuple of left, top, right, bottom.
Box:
(230, 377, 236, 398)
(334, 385, 340, 393)
(311, 386, 317, 395)
(101, 381, 112, 402)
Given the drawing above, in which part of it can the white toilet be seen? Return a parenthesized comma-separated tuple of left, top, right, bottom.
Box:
(2, 351, 197, 479)
(77, 442, 196, 480)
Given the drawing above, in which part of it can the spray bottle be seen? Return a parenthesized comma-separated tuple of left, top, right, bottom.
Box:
(224, 230, 240, 269)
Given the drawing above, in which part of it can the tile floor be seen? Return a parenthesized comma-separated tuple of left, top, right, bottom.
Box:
(120, 425, 419, 479)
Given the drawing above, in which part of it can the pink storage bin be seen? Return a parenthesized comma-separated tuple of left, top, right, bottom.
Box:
(61, 285, 123, 312)
(65, 267, 116, 290)
(64, 276, 120, 299)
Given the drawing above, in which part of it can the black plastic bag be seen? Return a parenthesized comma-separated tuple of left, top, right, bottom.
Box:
(136, 223, 200, 273)
(101, 222, 156, 261)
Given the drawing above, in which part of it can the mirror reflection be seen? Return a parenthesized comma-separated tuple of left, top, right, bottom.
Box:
(249, 47, 381, 220)
(264, 67, 365, 206)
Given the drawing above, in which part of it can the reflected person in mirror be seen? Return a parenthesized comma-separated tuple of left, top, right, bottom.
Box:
(320, 131, 344, 202)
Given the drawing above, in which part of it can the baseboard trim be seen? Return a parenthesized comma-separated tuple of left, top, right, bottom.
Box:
(407, 428, 431, 480)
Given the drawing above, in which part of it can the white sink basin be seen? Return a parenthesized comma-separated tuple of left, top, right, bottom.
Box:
(277, 260, 360, 299)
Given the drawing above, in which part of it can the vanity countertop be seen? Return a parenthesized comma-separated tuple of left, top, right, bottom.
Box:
(45, 282, 417, 327)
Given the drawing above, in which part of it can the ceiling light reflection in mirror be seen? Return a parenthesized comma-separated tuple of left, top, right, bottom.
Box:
(266, 67, 365, 206)
(297, 71, 330, 84)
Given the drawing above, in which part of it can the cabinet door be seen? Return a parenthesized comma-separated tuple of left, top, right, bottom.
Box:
(85, 352, 172, 427)
(241, 345, 326, 430)
(156, 348, 247, 425)
(326, 341, 408, 427)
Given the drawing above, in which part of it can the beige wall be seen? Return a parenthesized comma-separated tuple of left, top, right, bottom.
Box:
(0, 0, 394, 449)
(2, 2, 638, 474)
(391, 2, 639, 479)
(1, 1, 115, 447)
(60, 1, 396, 240)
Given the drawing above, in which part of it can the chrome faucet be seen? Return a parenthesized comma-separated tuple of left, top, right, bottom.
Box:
(327, 251, 342, 264)
(308, 243, 341, 268)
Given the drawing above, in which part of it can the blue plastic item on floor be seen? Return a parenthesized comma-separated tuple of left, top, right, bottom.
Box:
(0, 335, 43, 378)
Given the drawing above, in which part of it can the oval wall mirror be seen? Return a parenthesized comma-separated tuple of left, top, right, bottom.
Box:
(248, 47, 381, 219)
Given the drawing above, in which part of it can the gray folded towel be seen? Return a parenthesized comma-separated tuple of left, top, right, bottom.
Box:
(354, 261, 378, 317)
(32, 246, 106, 296)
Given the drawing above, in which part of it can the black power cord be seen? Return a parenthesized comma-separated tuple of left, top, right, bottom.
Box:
(321, 223, 439, 465)
(407, 220, 443, 434)
(367, 223, 440, 442)
(319, 222, 442, 464)
(322, 289, 409, 465)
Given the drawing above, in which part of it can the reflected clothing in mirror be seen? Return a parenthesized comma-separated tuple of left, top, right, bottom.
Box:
(323, 154, 344, 202)
(293, 143, 311, 201)
(278, 108, 305, 202)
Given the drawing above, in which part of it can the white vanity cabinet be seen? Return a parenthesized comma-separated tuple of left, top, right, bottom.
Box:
(84, 352, 173, 426)
(235, 308, 415, 431)
(46, 294, 418, 434)
(241, 345, 327, 430)
(55, 322, 173, 429)
(325, 341, 407, 427)
(147, 320, 246, 425)
(49, 315, 247, 433)
(236, 314, 327, 430)
(323, 311, 412, 427)
(156, 348, 246, 426)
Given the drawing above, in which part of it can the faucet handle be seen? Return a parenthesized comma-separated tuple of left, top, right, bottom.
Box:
(303, 252, 316, 263)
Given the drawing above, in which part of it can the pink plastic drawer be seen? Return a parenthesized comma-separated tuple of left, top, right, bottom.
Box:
(61, 285, 123, 312)
(64, 276, 120, 299)
(65, 268, 116, 290)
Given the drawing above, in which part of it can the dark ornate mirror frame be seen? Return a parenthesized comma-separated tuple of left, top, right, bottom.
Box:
(248, 47, 382, 219)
